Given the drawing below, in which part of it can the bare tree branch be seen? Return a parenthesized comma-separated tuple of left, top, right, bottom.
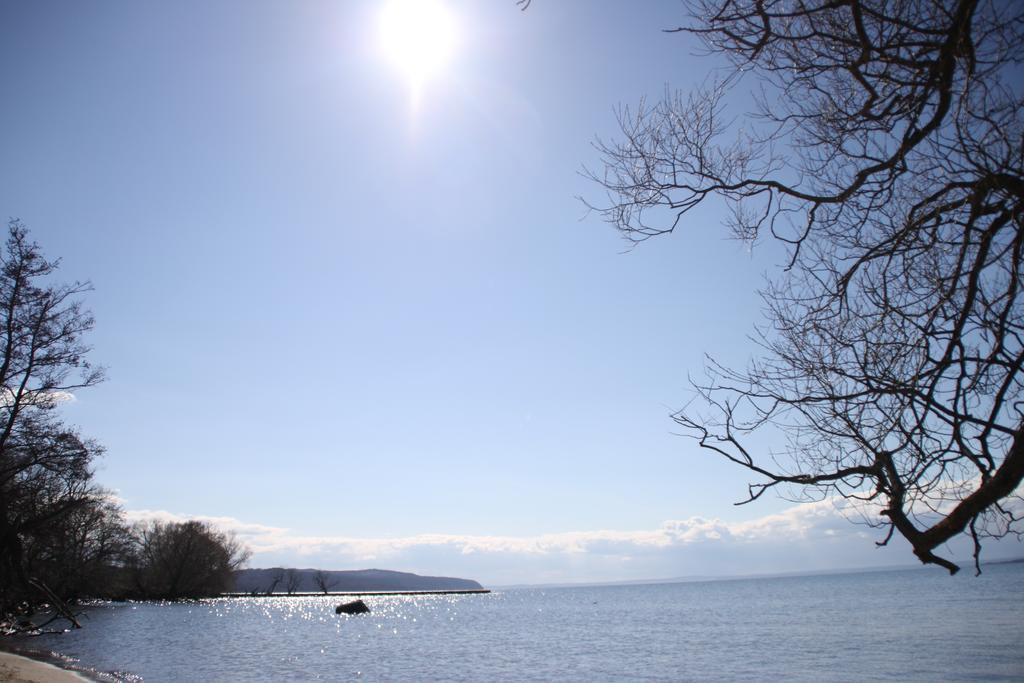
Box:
(590, 0, 1024, 574)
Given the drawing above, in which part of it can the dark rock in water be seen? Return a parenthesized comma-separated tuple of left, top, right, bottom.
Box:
(335, 599, 370, 615)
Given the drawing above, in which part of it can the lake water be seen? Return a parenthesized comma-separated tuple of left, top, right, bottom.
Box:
(15, 563, 1024, 681)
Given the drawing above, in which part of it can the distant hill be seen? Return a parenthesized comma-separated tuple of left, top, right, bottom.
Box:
(233, 568, 483, 594)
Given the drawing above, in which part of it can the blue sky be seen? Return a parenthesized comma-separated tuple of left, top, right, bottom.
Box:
(1, 0, 1018, 584)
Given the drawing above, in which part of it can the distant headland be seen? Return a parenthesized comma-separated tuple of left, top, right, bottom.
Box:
(233, 568, 484, 595)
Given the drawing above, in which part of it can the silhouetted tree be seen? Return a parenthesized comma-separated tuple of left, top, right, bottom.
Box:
(0, 223, 252, 625)
(313, 570, 338, 594)
(0, 221, 105, 624)
(265, 568, 285, 595)
(589, 0, 1023, 573)
(23, 492, 133, 604)
(129, 520, 251, 600)
(284, 568, 301, 594)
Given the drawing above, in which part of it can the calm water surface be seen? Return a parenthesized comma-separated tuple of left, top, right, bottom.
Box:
(18, 563, 1024, 681)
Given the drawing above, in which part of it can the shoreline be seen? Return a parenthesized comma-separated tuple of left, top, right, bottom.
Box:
(0, 650, 91, 683)
(220, 588, 490, 598)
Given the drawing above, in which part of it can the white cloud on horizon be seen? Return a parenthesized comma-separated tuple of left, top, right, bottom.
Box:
(124, 498, 855, 558)
(122, 496, 1023, 585)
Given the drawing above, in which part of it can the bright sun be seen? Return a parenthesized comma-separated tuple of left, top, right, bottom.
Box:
(379, 0, 458, 90)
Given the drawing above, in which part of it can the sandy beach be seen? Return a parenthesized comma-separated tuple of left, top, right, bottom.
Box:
(0, 652, 88, 683)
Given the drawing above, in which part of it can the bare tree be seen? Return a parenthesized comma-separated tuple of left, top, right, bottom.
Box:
(589, 0, 1023, 573)
(265, 568, 285, 595)
(0, 221, 106, 624)
(284, 568, 301, 595)
(313, 569, 338, 595)
(25, 491, 133, 604)
(129, 520, 251, 600)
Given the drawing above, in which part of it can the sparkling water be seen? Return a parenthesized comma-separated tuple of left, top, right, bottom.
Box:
(17, 563, 1024, 681)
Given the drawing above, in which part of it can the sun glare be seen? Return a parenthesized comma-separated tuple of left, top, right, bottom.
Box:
(379, 0, 458, 92)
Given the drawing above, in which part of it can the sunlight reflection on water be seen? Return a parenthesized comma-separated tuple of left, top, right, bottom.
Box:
(16, 564, 1024, 682)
